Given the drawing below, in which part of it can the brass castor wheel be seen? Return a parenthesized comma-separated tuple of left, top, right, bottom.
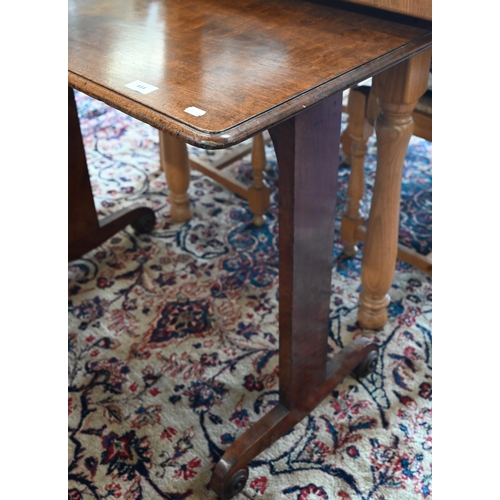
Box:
(223, 468, 249, 499)
(131, 209, 156, 233)
(353, 349, 378, 378)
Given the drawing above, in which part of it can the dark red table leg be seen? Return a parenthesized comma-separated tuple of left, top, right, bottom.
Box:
(68, 87, 155, 261)
(210, 93, 378, 499)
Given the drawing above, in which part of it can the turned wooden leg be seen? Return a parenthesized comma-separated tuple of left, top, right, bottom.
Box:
(340, 88, 355, 165)
(247, 132, 270, 227)
(210, 93, 379, 499)
(340, 86, 374, 257)
(68, 87, 155, 261)
(341, 123, 353, 165)
(358, 49, 431, 329)
(159, 132, 193, 222)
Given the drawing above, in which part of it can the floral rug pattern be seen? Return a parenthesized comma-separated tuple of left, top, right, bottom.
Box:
(69, 90, 432, 500)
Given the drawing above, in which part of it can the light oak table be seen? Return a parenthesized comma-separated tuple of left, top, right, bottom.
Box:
(68, 0, 431, 497)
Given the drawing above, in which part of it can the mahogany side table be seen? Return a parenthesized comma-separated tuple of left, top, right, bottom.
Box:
(68, 0, 431, 497)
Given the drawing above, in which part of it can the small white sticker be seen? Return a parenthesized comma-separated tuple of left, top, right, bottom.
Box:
(125, 80, 159, 95)
(184, 106, 206, 117)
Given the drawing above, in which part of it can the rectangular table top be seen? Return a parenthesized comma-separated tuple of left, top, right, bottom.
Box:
(68, 0, 431, 148)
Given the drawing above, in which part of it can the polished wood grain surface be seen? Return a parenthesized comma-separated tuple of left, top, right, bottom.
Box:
(68, 0, 431, 148)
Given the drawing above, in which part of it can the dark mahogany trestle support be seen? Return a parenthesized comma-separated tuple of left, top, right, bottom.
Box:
(210, 337, 379, 499)
(68, 87, 156, 262)
(210, 94, 379, 499)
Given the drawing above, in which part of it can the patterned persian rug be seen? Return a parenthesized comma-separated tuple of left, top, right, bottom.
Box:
(69, 91, 432, 500)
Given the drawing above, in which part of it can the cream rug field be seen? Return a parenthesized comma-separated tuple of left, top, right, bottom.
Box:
(69, 90, 432, 500)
